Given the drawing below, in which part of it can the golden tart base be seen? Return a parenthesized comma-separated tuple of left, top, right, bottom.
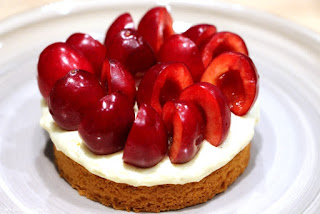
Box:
(53, 143, 250, 212)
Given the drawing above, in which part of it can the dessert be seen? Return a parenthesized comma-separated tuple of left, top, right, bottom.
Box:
(38, 6, 259, 212)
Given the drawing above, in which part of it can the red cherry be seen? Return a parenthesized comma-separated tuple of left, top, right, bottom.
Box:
(162, 100, 204, 164)
(200, 31, 248, 68)
(66, 33, 106, 77)
(137, 62, 194, 114)
(157, 34, 205, 82)
(123, 104, 168, 168)
(179, 82, 230, 146)
(48, 69, 106, 131)
(138, 6, 174, 54)
(104, 13, 135, 51)
(182, 24, 217, 48)
(107, 29, 156, 77)
(79, 92, 135, 155)
(201, 52, 259, 116)
(101, 59, 136, 105)
(37, 42, 95, 101)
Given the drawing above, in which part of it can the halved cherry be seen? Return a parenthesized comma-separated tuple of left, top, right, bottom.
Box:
(200, 32, 248, 68)
(48, 69, 106, 131)
(182, 24, 217, 48)
(157, 34, 205, 82)
(107, 29, 156, 77)
(66, 33, 106, 77)
(137, 62, 194, 114)
(123, 104, 168, 168)
(179, 82, 230, 146)
(37, 42, 95, 101)
(104, 13, 135, 51)
(101, 59, 136, 105)
(201, 51, 259, 116)
(79, 92, 134, 155)
(162, 100, 204, 164)
(138, 6, 174, 54)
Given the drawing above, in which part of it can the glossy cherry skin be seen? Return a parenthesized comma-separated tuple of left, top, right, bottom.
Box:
(201, 51, 259, 115)
(37, 42, 95, 101)
(79, 92, 135, 155)
(104, 13, 135, 52)
(162, 100, 204, 164)
(123, 104, 168, 168)
(157, 34, 205, 82)
(138, 6, 174, 53)
(107, 29, 156, 77)
(66, 33, 106, 77)
(137, 62, 194, 114)
(179, 82, 231, 146)
(200, 31, 248, 68)
(101, 59, 136, 105)
(48, 69, 106, 131)
(182, 24, 217, 48)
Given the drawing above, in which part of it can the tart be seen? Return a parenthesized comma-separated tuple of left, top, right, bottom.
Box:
(38, 6, 259, 213)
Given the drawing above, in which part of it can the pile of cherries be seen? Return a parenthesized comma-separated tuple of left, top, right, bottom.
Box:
(37, 6, 259, 168)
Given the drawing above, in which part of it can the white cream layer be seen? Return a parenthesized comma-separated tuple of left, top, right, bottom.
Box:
(40, 100, 259, 187)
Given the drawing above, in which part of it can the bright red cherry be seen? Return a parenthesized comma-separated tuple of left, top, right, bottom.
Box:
(101, 59, 136, 105)
(201, 52, 259, 116)
(79, 92, 135, 155)
(104, 13, 135, 52)
(107, 29, 156, 77)
(66, 33, 106, 77)
(182, 24, 217, 48)
(200, 31, 248, 68)
(37, 42, 95, 100)
(138, 6, 174, 54)
(48, 69, 106, 131)
(157, 34, 205, 82)
(137, 62, 194, 114)
(179, 82, 230, 146)
(123, 104, 168, 168)
(162, 100, 204, 164)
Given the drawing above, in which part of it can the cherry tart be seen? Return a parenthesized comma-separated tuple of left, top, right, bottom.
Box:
(38, 5, 260, 213)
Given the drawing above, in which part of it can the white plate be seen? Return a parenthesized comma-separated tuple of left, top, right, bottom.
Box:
(0, 0, 320, 213)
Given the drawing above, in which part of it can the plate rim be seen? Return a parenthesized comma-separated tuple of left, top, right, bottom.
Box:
(0, 0, 320, 45)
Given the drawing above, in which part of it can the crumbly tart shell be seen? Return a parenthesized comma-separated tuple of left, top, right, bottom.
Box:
(53, 143, 251, 213)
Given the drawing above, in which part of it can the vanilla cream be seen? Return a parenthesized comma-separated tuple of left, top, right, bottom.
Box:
(40, 100, 259, 187)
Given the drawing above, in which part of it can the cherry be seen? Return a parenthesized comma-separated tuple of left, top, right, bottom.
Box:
(201, 51, 259, 115)
(157, 34, 205, 82)
(200, 31, 248, 68)
(123, 104, 168, 168)
(138, 6, 174, 54)
(66, 33, 106, 77)
(79, 92, 135, 155)
(37, 42, 94, 101)
(182, 24, 217, 48)
(107, 29, 156, 77)
(137, 62, 194, 114)
(179, 82, 231, 146)
(104, 13, 135, 52)
(101, 59, 136, 105)
(162, 100, 204, 164)
(48, 69, 106, 131)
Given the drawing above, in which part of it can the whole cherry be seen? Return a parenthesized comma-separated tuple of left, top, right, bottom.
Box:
(37, 42, 94, 100)
(48, 69, 106, 131)
(79, 92, 135, 155)
(107, 29, 156, 77)
(66, 33, 106, 77)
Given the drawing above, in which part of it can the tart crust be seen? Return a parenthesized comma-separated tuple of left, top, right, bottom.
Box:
(53, 143, 251, 212)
